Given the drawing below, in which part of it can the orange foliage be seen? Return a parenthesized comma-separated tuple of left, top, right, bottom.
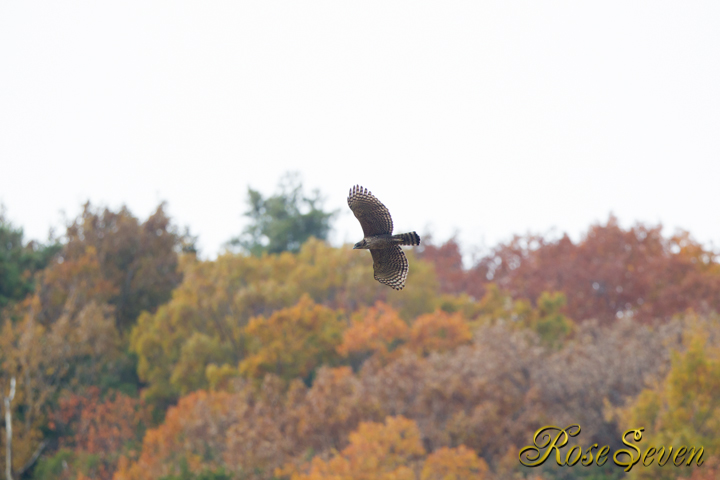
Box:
(287, 416, 489, 480)
(421, 445, 488, 480)
(37, 245, 117, 325)
(289, 416, 424, 480)
(408, 310, 472, 356)
(54, 387, 150, 456)
(50, 388, 150, 480)
(114, 390, 236, 480)
(337, 302, 408, 361)
(339, 304, 473, 364)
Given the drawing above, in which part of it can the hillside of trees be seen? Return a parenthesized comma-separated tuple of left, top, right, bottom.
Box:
(1, 179, 719, 480)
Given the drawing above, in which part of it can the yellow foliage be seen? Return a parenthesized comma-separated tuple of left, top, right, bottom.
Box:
(239, 295, 345, 382)
(205, 363, 239, 391)
(171, 332, 233, 394)
(619, 313, 720, 480)
(421, 445, 488, 480)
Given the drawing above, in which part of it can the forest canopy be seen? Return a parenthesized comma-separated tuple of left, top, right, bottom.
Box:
(1, 184, 719, 480)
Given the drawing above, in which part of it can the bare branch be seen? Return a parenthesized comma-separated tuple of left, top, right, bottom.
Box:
(4, 376, 17, 480)
(13, 440, 47, 478)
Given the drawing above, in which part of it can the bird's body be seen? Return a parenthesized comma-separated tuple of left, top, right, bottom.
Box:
(347, 185, 420, 290)
(353, 232, 421, 250)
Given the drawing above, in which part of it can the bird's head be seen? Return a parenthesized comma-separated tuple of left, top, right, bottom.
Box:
(353, 240, 367, 249)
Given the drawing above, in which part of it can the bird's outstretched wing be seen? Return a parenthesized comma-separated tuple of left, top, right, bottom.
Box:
(347, 185, 394, 237)
(370, 246, 408, 290)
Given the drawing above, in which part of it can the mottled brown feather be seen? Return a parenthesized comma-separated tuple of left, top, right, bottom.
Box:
(370, 246, 408, 290)
(347, 185, 394, 237)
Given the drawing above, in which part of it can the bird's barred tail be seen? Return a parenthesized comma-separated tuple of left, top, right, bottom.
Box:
(393, 232, 421, 246)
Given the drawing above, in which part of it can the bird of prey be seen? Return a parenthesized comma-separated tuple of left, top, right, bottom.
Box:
(348, 185, 420, 290)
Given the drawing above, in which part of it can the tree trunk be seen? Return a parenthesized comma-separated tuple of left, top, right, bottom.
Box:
(4, 377, 16, 480)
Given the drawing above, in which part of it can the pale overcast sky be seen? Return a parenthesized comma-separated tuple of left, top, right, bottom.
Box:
(1, 2, 719, 260)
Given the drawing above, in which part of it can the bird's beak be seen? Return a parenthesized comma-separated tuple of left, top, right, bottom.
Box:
(353, 243, 360, 249)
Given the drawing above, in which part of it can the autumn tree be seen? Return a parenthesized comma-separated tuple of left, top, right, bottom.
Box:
(115, 368, 374, 480)
(432, 282, 572, 351)
(288, 366, 380, 454)
(338, 303, 474, 365)
(34, 387, 150, 480)
(421, 445, 489, 480)
(0, 292, 119, 478)
(229, 173, 337, 256)
(618, 313, 720, 480)
(416, 236, 472, 295)
(29, 242, 139, 396)
(35, 245, 117, 327)
(407, 310, 472, 357)
(434, 283, 533, 328)
(61, 202, 190, 332)
(338, 302, 409, 364)
(288, 416, 425, 480)
(286, 416, 489, 480)
(453, 216, 720, 324)
(112, 390, 239, 480)
(521, 291, 573, 350)
(239, 295, 345, 383)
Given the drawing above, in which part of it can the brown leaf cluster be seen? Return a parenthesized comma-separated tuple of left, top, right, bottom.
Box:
(420, 216, 720, 325)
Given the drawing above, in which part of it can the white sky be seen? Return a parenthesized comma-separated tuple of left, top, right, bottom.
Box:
(1, 2, 719, 261)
